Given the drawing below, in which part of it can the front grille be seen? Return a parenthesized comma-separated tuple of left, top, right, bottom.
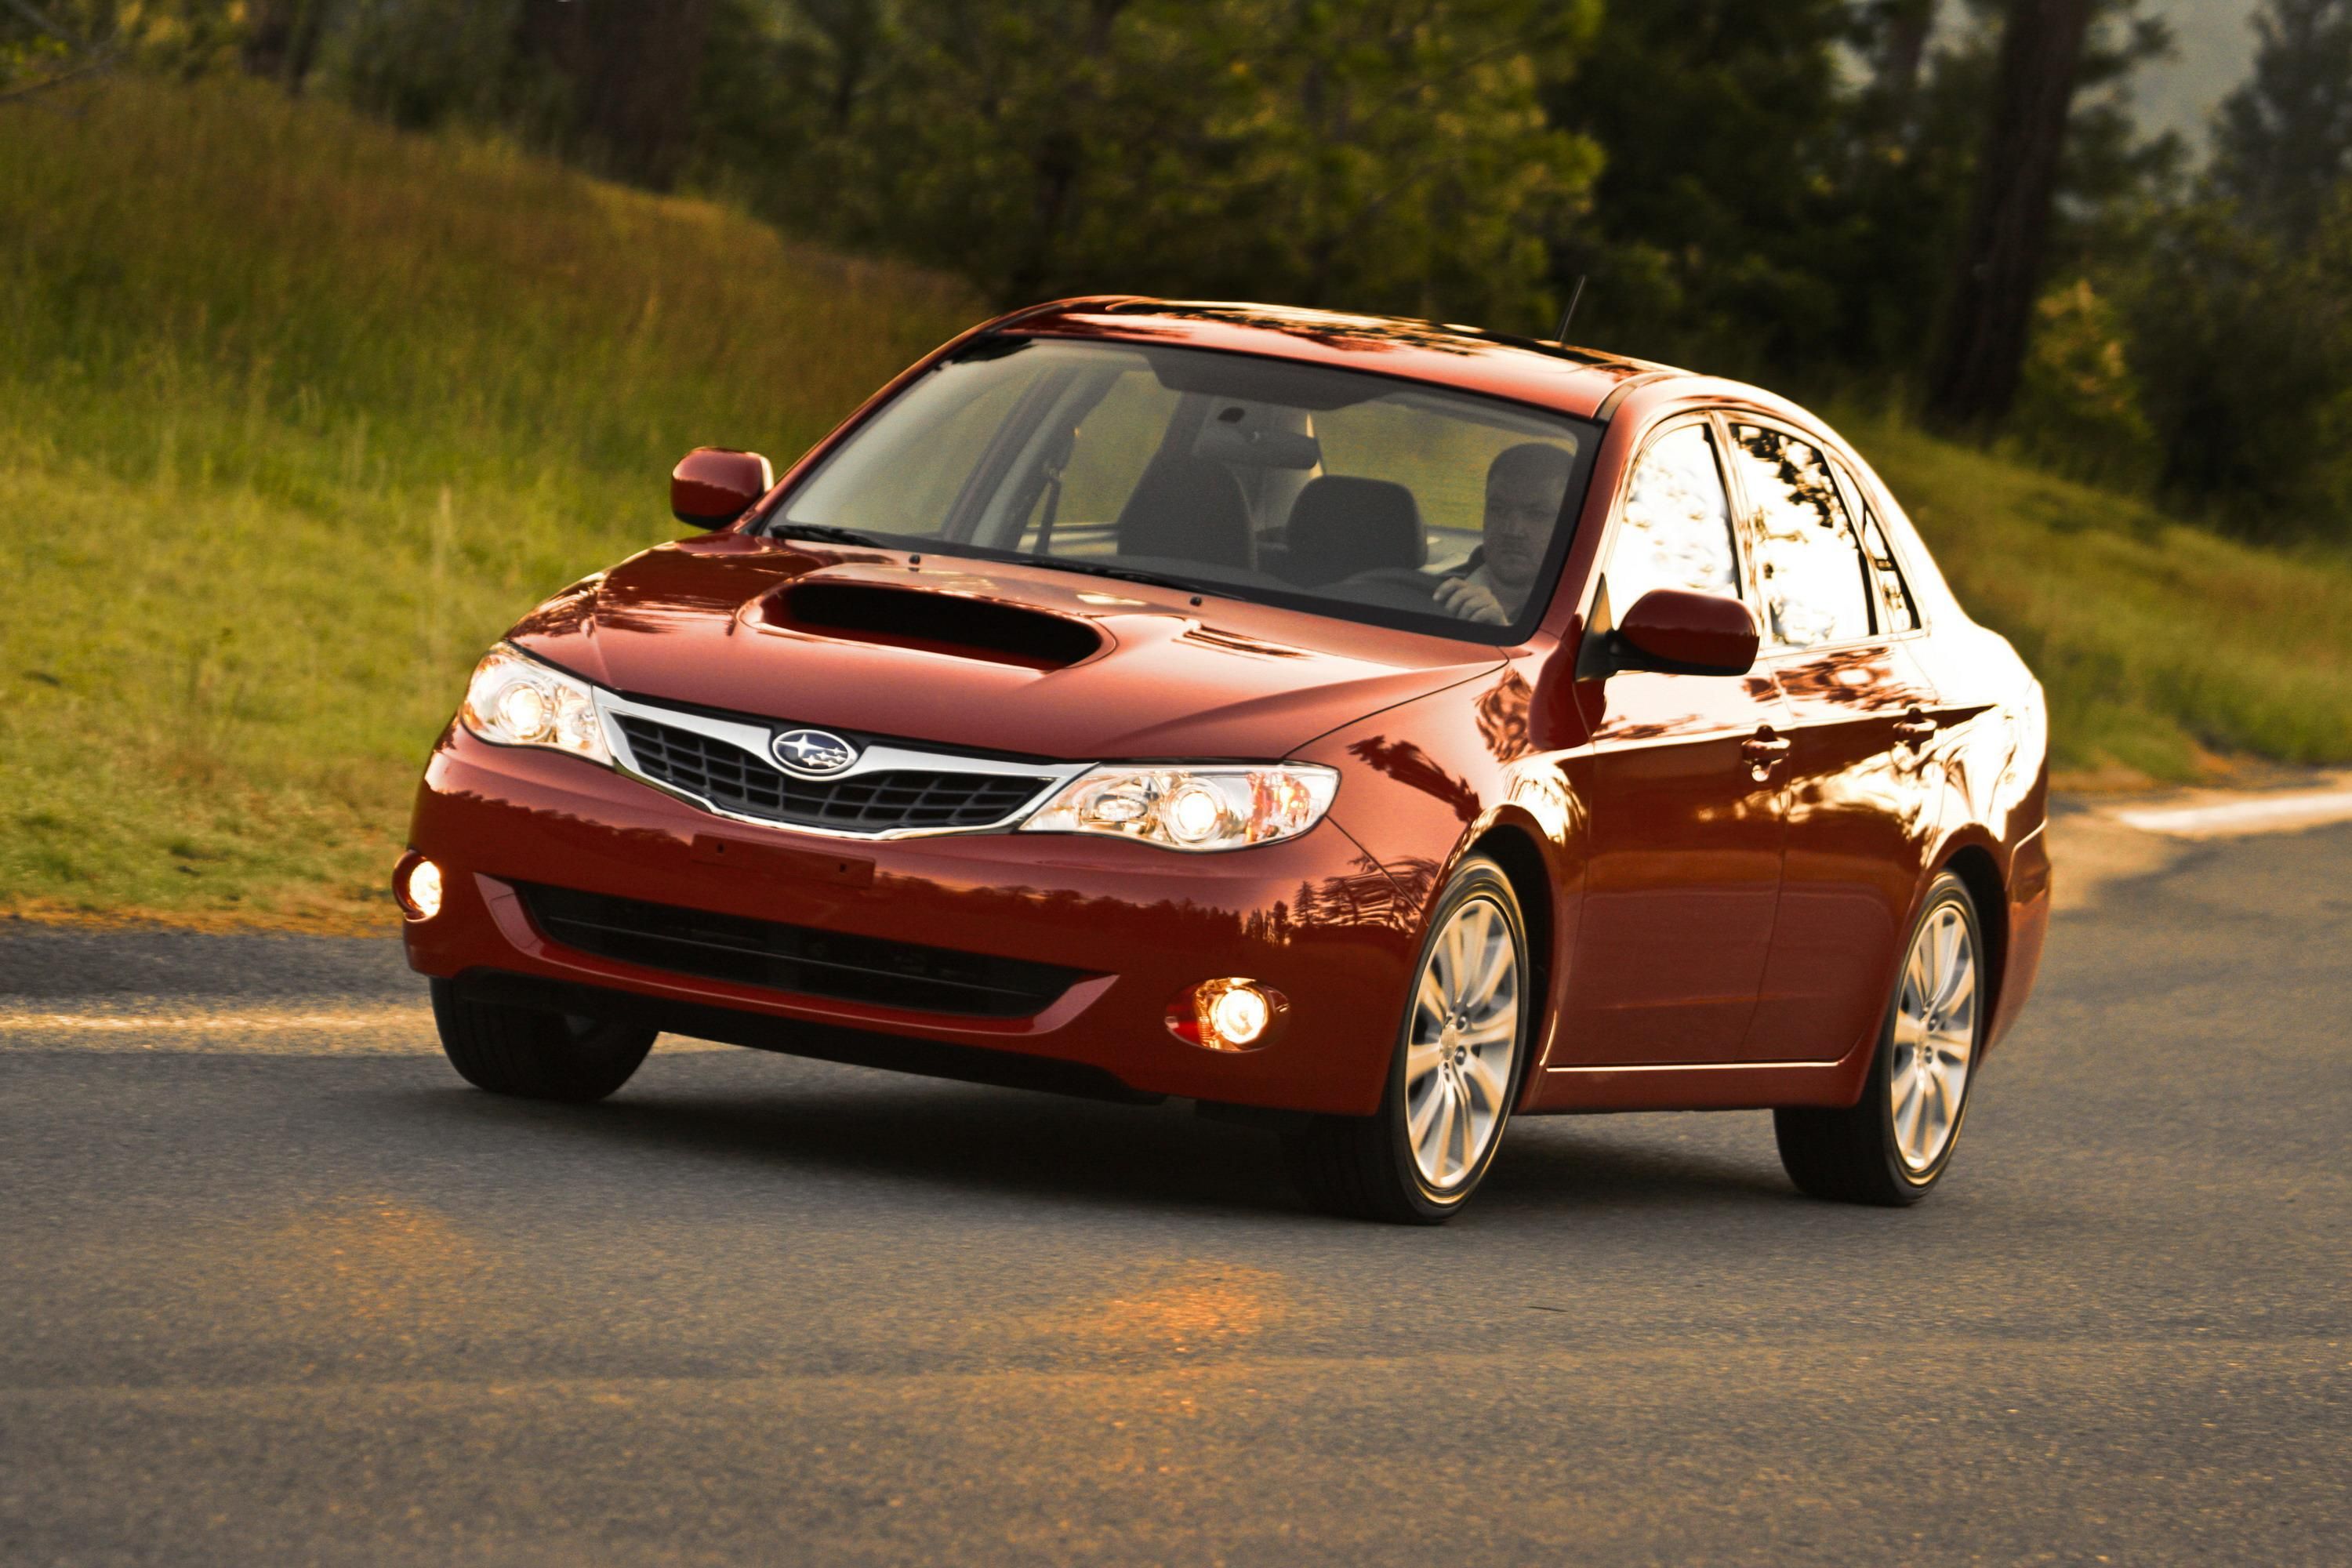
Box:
(616, 716, 1054, 834)
(518, 884, 1091, 1018)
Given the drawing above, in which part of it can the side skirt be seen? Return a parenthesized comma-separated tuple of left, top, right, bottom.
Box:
(1529, 1049, 1875, 1114)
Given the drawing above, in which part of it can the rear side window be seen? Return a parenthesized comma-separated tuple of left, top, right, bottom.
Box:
(1606, 422, 1740, 609)
(1729, 425, 1873, 652)
(1859, 510, 1919, 632)
(1830, 461, 1922, 633)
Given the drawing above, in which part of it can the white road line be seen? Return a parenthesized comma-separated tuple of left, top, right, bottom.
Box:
(2115, 789, 2352, 837)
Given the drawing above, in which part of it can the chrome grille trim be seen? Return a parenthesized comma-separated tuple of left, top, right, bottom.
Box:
(591, 689, 1090, 841)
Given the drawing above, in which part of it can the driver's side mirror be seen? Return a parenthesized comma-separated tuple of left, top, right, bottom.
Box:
(671, 447, 775, 528)
(1583, 587, 1759, 678)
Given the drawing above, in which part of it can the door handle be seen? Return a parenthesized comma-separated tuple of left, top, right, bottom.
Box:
(1741, 729, 1791, 780)
(1894, 712, 1937, 746)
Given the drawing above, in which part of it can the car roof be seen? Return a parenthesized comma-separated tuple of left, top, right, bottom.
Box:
(999, 296, 1691, 423)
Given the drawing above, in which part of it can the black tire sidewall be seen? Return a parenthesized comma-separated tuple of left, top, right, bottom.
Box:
(1381, 856, 1532, 1219)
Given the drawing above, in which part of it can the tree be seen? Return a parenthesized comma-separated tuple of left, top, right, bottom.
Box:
(2212, 0, 2352, 241)
(2, 1, 238, 101)
(240, 0, 327, 91)
(1923, 0, 2099, 431)
(1861, 0, 1938, 121)
(749, 0, 1602, 328)
(1538, 0, 1857, 374)
(513, 0, 718, 191)
(2127, 192, 2352, 537)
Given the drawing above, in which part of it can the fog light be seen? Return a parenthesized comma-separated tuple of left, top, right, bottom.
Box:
(1210, 985, 1269, 1045)
(1166, 978, 1288, 1052)
(400, 856, 444, 921)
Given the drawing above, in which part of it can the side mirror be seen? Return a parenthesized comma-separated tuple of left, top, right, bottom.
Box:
(1597, 588, 1759, 677)
(671, 447, 775, 528)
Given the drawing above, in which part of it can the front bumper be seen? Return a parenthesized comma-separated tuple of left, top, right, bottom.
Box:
(402, 727, 1421, 1116)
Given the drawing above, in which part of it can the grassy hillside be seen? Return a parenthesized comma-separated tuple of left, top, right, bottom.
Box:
(1851, 419, 2352, 783)
(0, 77, 975, 928)
(3, 77, 2349, 929)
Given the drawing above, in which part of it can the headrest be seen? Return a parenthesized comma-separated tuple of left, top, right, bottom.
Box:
(1114, 456, 1253, 569)
(1283, 476, 1425, 585)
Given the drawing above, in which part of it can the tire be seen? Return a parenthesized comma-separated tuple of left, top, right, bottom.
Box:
(429, 978, 656, 1103)
(1284, 855, 1531, 1224)
(1774, 872, 1986, 1206)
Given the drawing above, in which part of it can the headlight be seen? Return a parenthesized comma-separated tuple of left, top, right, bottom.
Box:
(459, 644, 611, 766)
(1020, 764, 1338, 851)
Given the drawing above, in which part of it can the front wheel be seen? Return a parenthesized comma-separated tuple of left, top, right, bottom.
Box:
(1284, 855, 1530, 1224)
(1774, 872, 1986, 1205)
(429, 980, 656, 1103)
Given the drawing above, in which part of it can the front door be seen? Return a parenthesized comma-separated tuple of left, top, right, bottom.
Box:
(1559, 419, 1790, 1065)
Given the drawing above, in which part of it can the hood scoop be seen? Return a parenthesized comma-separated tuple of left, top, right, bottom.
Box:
(757, 580, 1107, 671)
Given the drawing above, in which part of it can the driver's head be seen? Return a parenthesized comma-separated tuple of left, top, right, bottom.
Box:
(1482, 443, 1574, 594)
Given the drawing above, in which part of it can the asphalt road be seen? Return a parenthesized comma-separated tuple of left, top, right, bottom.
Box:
(2, 826, 2347, 1566)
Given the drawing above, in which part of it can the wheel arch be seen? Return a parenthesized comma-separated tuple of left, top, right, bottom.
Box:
(1463, 819, 1555, 1108)
(1933, 840, 2009, 1038)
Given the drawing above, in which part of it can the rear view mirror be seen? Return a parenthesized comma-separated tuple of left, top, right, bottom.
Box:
(671, 447, 775, 527)
(1601, 588, 1759, 677)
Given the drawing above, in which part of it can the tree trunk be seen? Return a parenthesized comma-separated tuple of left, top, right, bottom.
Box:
(1923, 0, 2095, 431)
(1872, 0, 1936, 115)
(241, 0, 327, 92)
(514, 0, 717, 191)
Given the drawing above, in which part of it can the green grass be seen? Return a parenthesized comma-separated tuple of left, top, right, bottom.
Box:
(0, 75, 975, 928)
(1849, 418, 2352, 782)
(4, 76, 2350, 928)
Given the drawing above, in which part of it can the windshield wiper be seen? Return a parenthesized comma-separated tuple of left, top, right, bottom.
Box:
(767, 522, 899, 549)
(1029, 558, 1211, 597)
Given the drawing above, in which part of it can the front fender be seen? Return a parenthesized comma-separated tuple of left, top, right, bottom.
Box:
(1297, 662, 1588, 1087)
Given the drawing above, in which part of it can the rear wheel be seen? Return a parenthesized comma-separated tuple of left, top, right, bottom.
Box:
(429, 979, 655, 1103)
(1774, 872, 1984, 1205)
(1284, 856, 1530, 1224)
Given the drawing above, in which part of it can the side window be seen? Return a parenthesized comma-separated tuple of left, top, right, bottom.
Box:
(1861, 512, 1918, 632)
(1606, 423, 1740, 610)
(1728, 425, 1873, 652)
(1831, 462, 1922, 633)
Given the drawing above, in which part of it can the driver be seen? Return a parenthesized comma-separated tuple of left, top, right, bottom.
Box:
(1434, 442, 1573, 626)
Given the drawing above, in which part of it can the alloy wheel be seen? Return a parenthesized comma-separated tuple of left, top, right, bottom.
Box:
(1891, 900, 1977, 1174)
(1403, 893, 1522, 1191)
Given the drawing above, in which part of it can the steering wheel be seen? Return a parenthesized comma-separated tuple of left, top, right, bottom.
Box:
(1327, 565, 1446, 613)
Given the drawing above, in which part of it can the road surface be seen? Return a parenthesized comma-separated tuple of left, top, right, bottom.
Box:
(2, 823, 2346, 1565)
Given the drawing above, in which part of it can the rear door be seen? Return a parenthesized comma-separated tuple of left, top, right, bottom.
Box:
(1722, 423, 1942, 1064)
(1559, 416, 1792, 1065)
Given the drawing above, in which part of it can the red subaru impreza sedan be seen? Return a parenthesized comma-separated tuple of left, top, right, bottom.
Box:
(397, 299, 2050, 1223)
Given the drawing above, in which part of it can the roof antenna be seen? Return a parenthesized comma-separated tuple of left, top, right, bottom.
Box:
(1553, 275, 1588, 345)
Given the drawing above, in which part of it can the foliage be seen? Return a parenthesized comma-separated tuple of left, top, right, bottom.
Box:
(2008, 277, 2158, 488)
(2125, 191, 2352, 539)
(2211, 0, 2352, 242)
(697, 0, 1602, 332)
(1537, 0, 1857, 376)
(0, 0, 238, 96)
(314, 0, 520, 129)
(0, 74, 974, 926)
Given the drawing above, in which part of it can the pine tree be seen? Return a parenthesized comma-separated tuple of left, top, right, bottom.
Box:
(2212, 0, 2352, 241)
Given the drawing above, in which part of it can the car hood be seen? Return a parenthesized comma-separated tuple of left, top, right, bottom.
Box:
(507, 534, 1504, 760)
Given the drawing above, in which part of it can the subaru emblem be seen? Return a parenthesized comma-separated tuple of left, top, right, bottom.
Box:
(771, 728, 858, 776)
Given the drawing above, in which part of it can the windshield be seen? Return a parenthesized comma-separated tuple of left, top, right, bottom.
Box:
(767, 337, 1599, 641)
